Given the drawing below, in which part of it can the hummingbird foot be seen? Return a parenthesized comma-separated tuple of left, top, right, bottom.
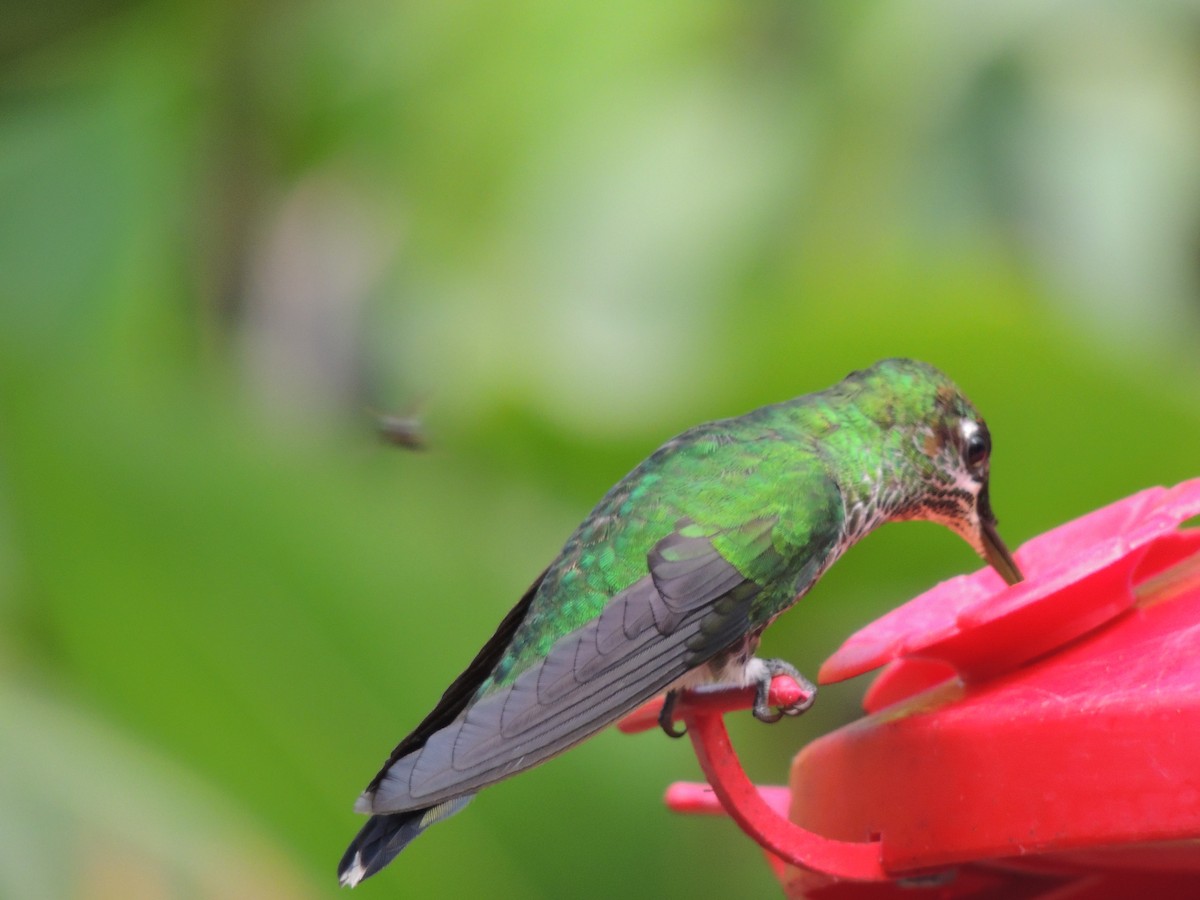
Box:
(751, 658, 817, 724)
(657, 690, 687, 738)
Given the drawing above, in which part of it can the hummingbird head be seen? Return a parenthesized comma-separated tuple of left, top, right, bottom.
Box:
(901, 382, 1023, 586)
(838, 359, 1023, 586)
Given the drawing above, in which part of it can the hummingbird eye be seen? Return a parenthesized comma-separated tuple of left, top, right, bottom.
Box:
(965, 428, 990, 470)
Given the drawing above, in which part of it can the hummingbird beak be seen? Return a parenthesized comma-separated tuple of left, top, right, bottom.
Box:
(975, 486, 1023, 586)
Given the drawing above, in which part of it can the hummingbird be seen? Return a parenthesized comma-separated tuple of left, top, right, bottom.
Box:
(338, 358, 1023, 886)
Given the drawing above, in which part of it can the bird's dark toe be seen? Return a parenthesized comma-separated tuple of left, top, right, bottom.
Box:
(752, 703, 785, 724)
(657, 690, 687, 738)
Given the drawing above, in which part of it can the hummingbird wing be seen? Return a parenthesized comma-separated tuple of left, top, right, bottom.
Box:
(362, 495, 843, 814)
(362, 567, 550, 777)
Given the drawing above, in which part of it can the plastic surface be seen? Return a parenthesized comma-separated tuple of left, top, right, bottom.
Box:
(620, 677, 887, 882)
(619, 478, 1200, 898)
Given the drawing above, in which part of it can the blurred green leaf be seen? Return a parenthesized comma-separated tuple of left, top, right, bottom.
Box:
(0, 678, 319, 899)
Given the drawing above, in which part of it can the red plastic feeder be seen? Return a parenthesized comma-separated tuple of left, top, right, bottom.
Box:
(617, 478, 1200, 898)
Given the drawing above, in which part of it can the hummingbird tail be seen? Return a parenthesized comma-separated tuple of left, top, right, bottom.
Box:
(337, 795, 474, 887)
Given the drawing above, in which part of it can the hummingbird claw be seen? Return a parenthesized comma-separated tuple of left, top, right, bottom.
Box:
(658, 690, 687, 738)
(751, 658, 817, 723)
(752, 699, 785, 724)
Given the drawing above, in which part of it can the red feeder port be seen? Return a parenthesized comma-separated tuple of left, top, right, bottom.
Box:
(618, 478, 1200, 898)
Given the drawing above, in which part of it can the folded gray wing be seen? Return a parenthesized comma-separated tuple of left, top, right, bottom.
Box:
(366, 519, 776, 813)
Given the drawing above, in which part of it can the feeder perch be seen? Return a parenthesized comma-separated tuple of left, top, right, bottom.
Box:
(617, 478, 1200, 898)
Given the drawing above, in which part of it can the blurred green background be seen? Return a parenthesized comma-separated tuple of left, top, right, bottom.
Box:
(3, 2, 1200, 898)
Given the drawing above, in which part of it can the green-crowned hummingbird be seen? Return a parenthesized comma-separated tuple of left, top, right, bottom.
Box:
(338, 358, 1022, 886)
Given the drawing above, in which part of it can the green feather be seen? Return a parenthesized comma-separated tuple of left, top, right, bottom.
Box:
(482, 358, 976, 693)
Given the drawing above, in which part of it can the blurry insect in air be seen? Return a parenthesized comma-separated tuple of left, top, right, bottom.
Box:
(372, 410, 426, 451)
